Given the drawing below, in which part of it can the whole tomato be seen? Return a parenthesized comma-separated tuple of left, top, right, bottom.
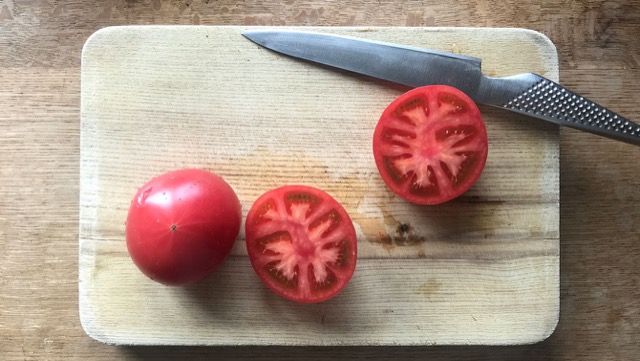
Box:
(125, 168, 242, 286)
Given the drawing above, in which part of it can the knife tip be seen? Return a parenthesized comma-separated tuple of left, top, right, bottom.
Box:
(241, 30, 260, 42)
(241, 30, 273, 46)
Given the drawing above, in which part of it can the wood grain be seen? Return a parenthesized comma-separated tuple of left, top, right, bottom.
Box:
(79, 26, 558, 346)
(1, 0, 639, 359)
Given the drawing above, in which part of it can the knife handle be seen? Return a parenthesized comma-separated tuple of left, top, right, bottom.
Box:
(500, 75, 640, 146)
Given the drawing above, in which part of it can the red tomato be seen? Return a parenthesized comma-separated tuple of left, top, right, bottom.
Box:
(373, 85, 488, 205)
(245, 185, 357, 303)
(125, 168, 242, 286)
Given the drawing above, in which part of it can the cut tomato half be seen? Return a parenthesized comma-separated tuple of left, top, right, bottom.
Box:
(373, 85, 488, 205)
(245, 185, 357, 303)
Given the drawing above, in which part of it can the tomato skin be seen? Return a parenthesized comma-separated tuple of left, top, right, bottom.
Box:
(125, 169, 242, 286)
(373, 85, 488, 205)
(245, 185, 357, 303)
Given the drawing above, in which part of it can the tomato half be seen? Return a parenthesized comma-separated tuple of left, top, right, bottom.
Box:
(372, 85, 488, 205)
(245, 185, 357, 303)
(125, 168, 242, 286)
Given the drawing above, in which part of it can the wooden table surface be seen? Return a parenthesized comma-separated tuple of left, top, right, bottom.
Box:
(1, 0, 638, 360)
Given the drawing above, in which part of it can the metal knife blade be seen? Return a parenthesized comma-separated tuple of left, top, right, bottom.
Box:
(243, 30, 640, 146)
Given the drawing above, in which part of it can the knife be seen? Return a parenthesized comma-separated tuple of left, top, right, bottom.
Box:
(243, 30, 640, 147)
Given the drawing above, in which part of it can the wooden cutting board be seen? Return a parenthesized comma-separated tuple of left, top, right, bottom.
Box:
(79, 26, 559, 346)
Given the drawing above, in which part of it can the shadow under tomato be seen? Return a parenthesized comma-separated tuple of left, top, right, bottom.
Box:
(175, 253, 365, 341)
(179, 255, 253, 318)
(369, 190, 502, 252)
(258, 278, 365, 333)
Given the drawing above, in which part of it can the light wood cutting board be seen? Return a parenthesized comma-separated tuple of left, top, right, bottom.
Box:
(79, 26, 559, 346)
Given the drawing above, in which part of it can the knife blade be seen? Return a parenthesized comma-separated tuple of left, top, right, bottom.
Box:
(243, 30, 640, 147)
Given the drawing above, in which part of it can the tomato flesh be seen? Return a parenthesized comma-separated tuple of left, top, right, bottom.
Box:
(125, 169, 242, 286)
(373, 85, 488, 205)
(245, 185, 357, 303)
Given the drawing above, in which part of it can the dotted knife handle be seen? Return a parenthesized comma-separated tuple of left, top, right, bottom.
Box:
(502, 76, 640, 146)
